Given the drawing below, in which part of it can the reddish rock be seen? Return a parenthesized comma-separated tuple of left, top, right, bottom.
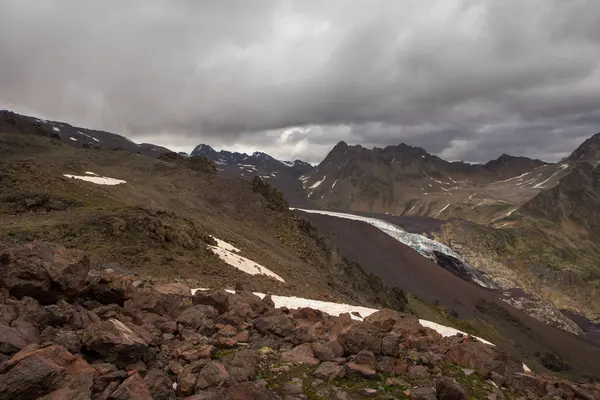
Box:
(364, 309, 409, 332)
(231, 330, 249, 343)
(82, 319, 149, 367)
(407, 365, 429, 380)
(215, 324, 238, 338)
(125, 291, 185, 319)
(312, 340, 344, 361)
(313, 361, 346, 380)
(224, 349, 260, 382)
(176, 305, 218, 336)
(444, 339, 509, 376)
(339, 323, 383, 355)
(144, 368, 176, 400)
(253, 314, 295, 337)
(195, 361, 230, 390)
(108, 371, 152, 400)
(176, 344, 215, 362)
(435, 377, 469, 400)
(0, 324, 30, 354)
(409, 387, 437, 400)
(381, 332, 402, 357)
(153, 282, 191, 297)
(0, 344, 94, 400)
(346, 361, 377, 378)
(0, 242, 89, 304)
(281, 343, 320, 365)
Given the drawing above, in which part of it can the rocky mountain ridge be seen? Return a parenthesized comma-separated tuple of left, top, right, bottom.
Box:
(0, 110, 172, 158)
(191, 143, 315, 207)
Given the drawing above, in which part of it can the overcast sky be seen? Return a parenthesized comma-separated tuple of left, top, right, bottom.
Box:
(2, 0, 600, 163)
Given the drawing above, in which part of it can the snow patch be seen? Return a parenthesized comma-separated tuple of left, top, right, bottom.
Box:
(52, 126, 60, 132)
(533, 171, 561, 189)
(84, 171, 99, 176)
(210, 236, 241, 253)
(208, 237, 284, 282)
(505, 208, 517, 217)
(69, 137, 77, 141)
(494, 171, 530, 184)
(63, 174, 126, 185)
(309, 175, 327, 189)
(77, 131, 100, 142)
(437, 204, 450, 215)
(331, 179, 338, 189)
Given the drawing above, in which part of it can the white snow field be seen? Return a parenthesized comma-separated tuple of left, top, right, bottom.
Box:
(63, 174, 126, 185)
(190, 287, 530, 371)
(207, 237, 285, 283)
(290, 208, 493, 288)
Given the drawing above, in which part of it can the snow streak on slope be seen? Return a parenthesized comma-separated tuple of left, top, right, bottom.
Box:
(208, 237, 285, 282)
(292, 208, 496, 289)
(309, 175, 327, 189)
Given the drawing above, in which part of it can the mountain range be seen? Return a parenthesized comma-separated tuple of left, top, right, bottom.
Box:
(2, 108, 600, 388)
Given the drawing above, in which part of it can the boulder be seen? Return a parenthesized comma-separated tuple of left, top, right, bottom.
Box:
(313, 361, 346, 380)
(125, 291, 185, 318)
(153, 282, 191, 297)
(339, 323, 383, 355)
(0, 242, 89, 304)
(409, 387, 437, 400)
(108, 371, 153, 400)
(143, 368, 176, 400)
(82, 319, 149, 367)
(0, 344, 94, 400)
(443, 338, 509, 376)
(346, 350, 377, 378)
(82, 269, 136, 306)
(312, 340, 344, 361)
(253, 313, 295, 337)
(224, 349, 260, 382)
(195, 361, 231, 390)
(435, 377, 469, 400)
(281, 343, 320, 366)
(364, 309, 408, 332)
(176, 305, 218, 335)
(0, 324, 30, 354)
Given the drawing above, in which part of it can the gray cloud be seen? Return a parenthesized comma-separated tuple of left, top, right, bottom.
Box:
(1, 0, 600, 164)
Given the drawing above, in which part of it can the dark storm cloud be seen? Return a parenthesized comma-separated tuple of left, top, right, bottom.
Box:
(1, 0, 600, 163)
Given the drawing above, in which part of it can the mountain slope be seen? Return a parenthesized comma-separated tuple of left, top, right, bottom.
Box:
(0, 110, 172, 157)
(0, 120, 406, 312)
(301, 141, 553, 223)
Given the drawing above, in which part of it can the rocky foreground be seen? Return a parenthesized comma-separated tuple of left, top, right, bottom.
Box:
(0, 242, 598, 399)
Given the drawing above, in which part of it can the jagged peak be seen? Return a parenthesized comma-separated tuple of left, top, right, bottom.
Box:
(567, 131, 600, 166)
(191, 143, 216, 154)
(332, 141, 349, 150)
